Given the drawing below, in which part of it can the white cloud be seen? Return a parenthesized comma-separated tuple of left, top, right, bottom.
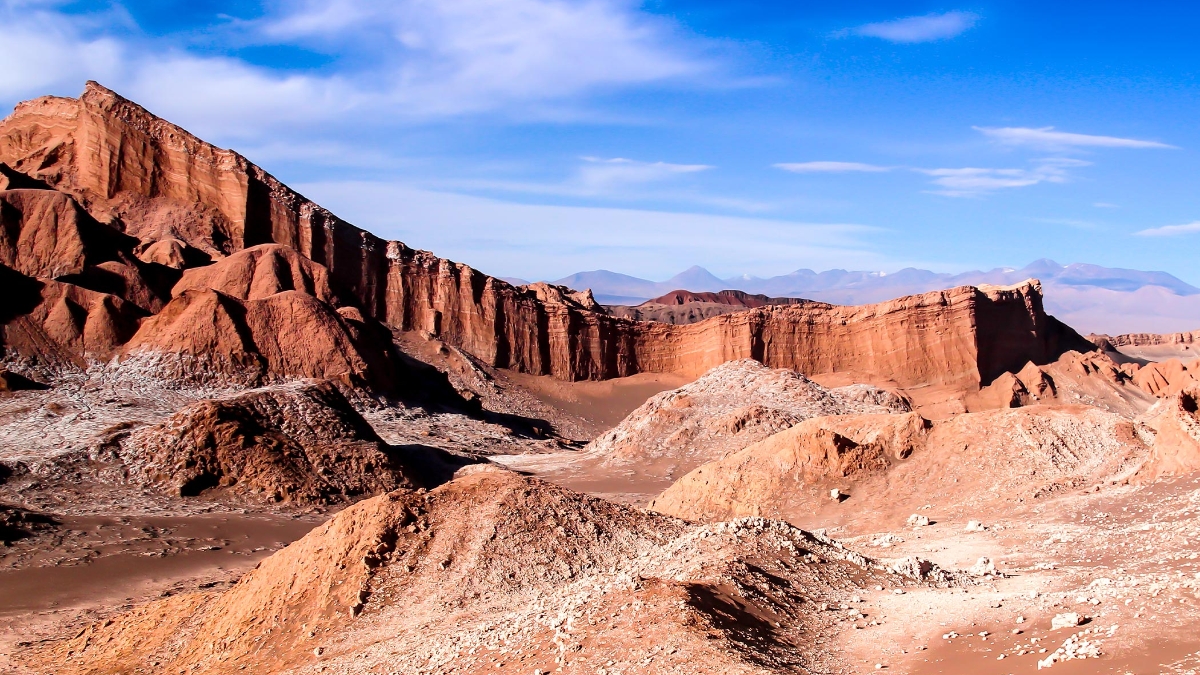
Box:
(918, 157, 1090, 197)
(123, 56, 360, 140)
(295, 180, 886, 280)
(251, 0, 713, 116)
(842, 11, 980, 43)
(0, 1, 124, 98)
(774, 161, 893, 173)
(576, 157, 711, 190)
(1134, 221, 1200, 237)
(0, 0, 717, 139)
(975, 126, 1176, 150)
(1093, 202, 1120, 208)
(1029, 217, 1096, 229)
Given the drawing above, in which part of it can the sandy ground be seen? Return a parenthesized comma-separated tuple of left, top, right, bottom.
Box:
(0, 508, 322, 671)
(1116, 345, 1198, 365)
(503, 449, 1200, 673)
(5, 365, 1200, 673)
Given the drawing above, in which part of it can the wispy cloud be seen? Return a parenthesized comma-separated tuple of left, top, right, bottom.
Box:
(296, 180, 887, 280)
(774, 161, 893, 173)
(975, 126, 1176, 150)
(249, 0, 715, 116)
(1135, 221, 1200, 237)
(839, 11, 980, 43)
(918, 158, 1090, 197)
(0, 0, 720, 139)
(0, 1, 124, 99)
(1093, 202, 1120, 208)
(1029, 217, 1096, 229)
(577, 157, 712, 190)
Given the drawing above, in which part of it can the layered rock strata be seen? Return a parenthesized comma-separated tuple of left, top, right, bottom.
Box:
(0, 83, 1092, 388)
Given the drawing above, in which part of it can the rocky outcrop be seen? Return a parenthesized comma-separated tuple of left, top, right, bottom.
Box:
(606, 289, 812, 324)
(1136, 385, 1200, 478)
(1093, 330, 1200, 348)
(585, 360, 911, 481)
(172, 243, 340, 304)
(963, 350, 1162, 419)
(0, 272, 144, 364)
(119, 381, 428, 503)
(32, 468, 938, 675)
(120, 288, 394, 390)
(649, 413, 931, 520)
(1131, 359, 1200, 398)
(0, 84, 1093, 389)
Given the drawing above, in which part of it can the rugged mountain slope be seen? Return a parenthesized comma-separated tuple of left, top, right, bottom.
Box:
(35, 468, 951, 675)
(119, 381, 439, 504)
(0, 83, 1093, 389)
(1136, 384, 1200, 477)
(649, 404, 1166, 527)
(606, 289, 812, 324)
(585, 359, 911, 482)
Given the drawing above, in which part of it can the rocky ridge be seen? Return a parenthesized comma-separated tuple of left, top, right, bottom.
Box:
(118, 381, 448, 504)
(585, 359, 911, 480)
(605, 289, 812, 325)
(0, 83, 1092, 389)
(37, 468, 957, 675)
(648, 401, 1187, 526)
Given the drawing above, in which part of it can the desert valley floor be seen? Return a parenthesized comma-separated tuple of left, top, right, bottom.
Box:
(1, 84, 1200, 675)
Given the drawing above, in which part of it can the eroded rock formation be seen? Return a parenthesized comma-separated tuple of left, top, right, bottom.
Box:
(34, 468, 951, 675)
(0, 83, 1093, 390)
(584, 359, 911, 482)
(606, 289, 812, 324)
(119, 381, 433, 503)
(650, 405, 1153, 524)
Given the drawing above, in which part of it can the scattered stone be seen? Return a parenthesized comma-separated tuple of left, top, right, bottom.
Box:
(969, 557, 998, 576)
(907, 514, 930, 528)
(1051, 613, 1083, 630)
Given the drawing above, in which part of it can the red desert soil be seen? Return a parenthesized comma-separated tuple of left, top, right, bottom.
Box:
(31, 468, 962, 675)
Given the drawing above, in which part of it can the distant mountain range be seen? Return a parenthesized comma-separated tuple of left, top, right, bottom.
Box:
(503, 260, 1200, 335)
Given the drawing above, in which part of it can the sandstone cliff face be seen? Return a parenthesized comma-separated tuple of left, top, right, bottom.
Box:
(1100, 330, 1200, 348)
(120, 381, 424, 503)
(0, 84, 1092, 388)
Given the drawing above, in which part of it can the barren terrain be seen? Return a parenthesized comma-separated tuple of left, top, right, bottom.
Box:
(1, 82, 1199, 675)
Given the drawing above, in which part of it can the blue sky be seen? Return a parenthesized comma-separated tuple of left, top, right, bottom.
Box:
(2, 1, 1198, 284)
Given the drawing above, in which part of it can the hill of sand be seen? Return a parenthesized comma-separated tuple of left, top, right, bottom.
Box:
(35, 468, 958, 675)
(648, 394, 1200, 531)
(586, 359, 910, 478)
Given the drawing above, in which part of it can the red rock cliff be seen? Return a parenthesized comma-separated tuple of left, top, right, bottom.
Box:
(0, 83, 1091, 387)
